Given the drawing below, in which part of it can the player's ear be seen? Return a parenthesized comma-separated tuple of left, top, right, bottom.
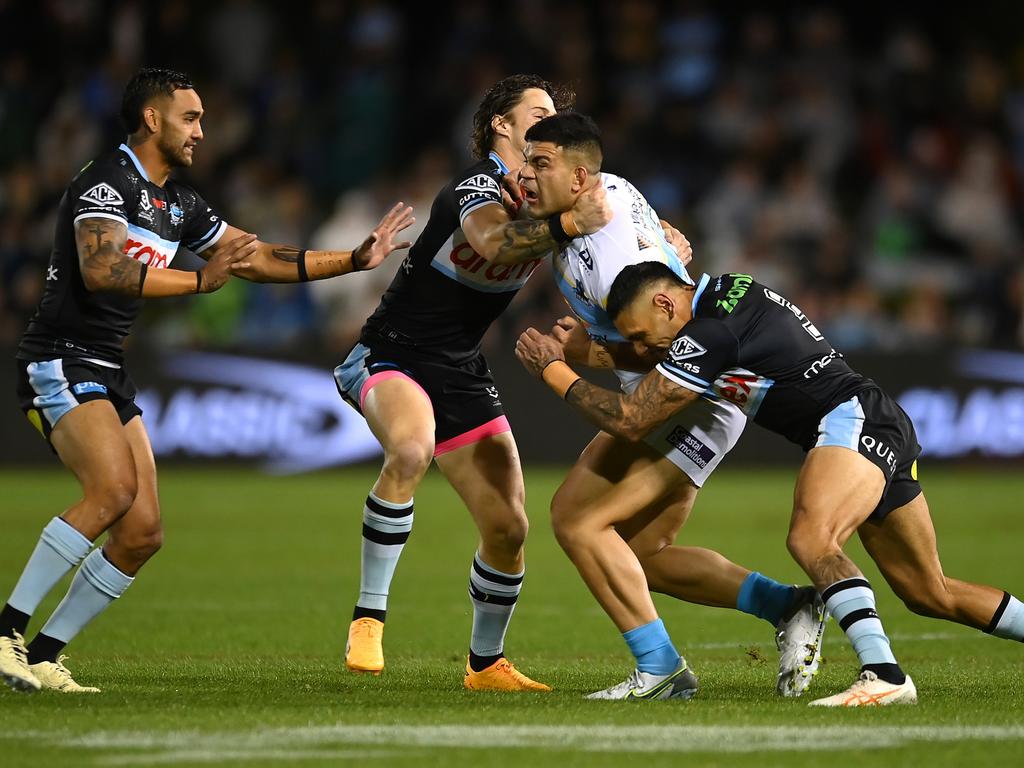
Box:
(491, 113, 510, 143)
(653, 291, 674, 318)
(572, 166, 588, 193)
(142, 105, 160, 135)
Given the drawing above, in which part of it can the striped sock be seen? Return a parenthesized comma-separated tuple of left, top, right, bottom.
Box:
(986, 592, 1024, 642)
(354, 492, 413, 621)
(823, 577, 905, 684)
(468, 553, 523, 670)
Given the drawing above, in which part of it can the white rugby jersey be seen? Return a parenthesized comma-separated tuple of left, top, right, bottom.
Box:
(552, 173, 692, 390)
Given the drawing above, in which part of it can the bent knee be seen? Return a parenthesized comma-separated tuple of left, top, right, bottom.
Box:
(86, 475, 139, 520)
(482, 509, 529, 555)
(896, 581, 956, 619)
(110, 525, 164, 564)
(383, 438, 434, 481)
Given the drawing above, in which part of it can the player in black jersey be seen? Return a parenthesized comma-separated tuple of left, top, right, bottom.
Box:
(517, 261, 1024, 706)
(333, 74, 614, 691)
(0, 68, 414, 694)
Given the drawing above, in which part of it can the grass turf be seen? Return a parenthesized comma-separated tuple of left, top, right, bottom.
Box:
(1, 466, 1022, 767)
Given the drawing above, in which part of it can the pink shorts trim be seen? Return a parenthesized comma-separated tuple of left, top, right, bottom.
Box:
(359, 370, 431, 411)
(433, 415, 512, 457)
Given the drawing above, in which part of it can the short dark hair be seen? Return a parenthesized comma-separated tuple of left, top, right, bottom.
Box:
(607, 262, 688, 320)
(470, 74, 574, 159)
(121, 68, 194, 134)
(524, 112, 603, 171)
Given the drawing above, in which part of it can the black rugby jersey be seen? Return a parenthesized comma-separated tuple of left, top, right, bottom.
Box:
(361, 152, 546, 363)
(18, 144, 227, 364)
(656, 273, 873, 449)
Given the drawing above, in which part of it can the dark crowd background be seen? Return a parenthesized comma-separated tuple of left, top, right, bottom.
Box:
(2, 0, 1023, 362)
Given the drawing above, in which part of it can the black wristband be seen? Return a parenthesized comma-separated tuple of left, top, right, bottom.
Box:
(195, 269, 203, 294)
(138, 264, 148, 297)
(564, 378, 583, 401)
(547, 213, 571, 245)
(297, 249, 309, 282)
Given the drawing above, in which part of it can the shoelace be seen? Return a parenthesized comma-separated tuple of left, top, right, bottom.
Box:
(7, 631, 30, 667)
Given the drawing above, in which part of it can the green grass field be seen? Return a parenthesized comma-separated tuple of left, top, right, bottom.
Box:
(1, 466, 1022, 767)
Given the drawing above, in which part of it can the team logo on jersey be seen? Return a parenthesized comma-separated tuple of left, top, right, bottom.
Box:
(79, 183, 124, 208)
(456, 174, 500, 196)
(169, 203, 183, 225)
(668, 335, 706, 363)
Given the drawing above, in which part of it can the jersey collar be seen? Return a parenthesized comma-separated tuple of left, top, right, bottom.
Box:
(691, 273, 711, 315)
(488, 151, 511, 175)
(119, 143, 150, 182)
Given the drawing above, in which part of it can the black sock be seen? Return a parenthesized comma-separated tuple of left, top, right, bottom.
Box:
(0, 604, 31, 639)
(862, 663, 906, 685)
(26, 633, 66, 666)
(469, 651, 503, 673)
(353, 606, 387, 623)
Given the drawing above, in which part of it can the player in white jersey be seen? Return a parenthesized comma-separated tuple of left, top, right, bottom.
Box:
(517, 113, 827, 700)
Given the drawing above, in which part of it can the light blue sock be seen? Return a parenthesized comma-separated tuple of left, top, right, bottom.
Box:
(988, 593, 1024, 642)
(357, 492, 413, 613)
(822, 577, 897, 666)
(38, 549, 133, 643)
(737, 572, 799, 625)
(623, 618, 680, 675)
(7, 517, 93, 616)
(468, 553, 523, 657)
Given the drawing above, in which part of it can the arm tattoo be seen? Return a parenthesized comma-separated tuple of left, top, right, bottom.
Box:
(75, 218, 139, 295)
(565, 372, 699, 440)
(271, 246, 300, 263)
(494, 219, 555, 263)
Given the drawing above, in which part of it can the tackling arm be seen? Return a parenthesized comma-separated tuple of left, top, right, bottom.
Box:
(514, 326, 700, 440)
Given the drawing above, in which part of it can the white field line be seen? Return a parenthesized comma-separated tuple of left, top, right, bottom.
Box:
(97, 749, 402, 766)
(38, 724, 1024, 757)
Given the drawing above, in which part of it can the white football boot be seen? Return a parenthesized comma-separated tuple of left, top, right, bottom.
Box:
(809, 670, 917, 707)
(586, 658, 699, 701)
(0, 631, 41, 692)
(776, 586, 828, 697)
(29, 655, 100, 693)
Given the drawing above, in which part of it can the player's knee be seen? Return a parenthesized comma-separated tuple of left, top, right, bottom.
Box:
(88, 472, 139, 521)
(483, 511, 529, 555)
(899, 581, 956, 620)
(383, 438, 433, 483)
(786, 524, 828, 570)
(549, 492, 577, 553)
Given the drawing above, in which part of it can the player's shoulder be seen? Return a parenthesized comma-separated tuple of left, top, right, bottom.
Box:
(700, 273, 760, 319)
(450, 155, 504, 198)
(68, 146, 139, 197)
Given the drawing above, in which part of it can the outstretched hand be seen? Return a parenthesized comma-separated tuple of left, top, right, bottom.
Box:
(515, 327, 566, 377)
(352, 202, 416, 271)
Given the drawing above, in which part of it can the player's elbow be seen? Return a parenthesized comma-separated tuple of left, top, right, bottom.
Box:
(80, 269, 105, 293)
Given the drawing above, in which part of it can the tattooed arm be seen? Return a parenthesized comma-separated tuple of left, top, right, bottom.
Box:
(462, 182, 612, 266)
(564, 372, 700, 441)
(211, 203, 414, 283)
(515, 326, 700, 440)
(550, 316, 660, 372)
(74, 217, 256, 297)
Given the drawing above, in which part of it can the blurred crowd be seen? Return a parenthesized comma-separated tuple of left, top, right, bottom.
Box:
(2, 0, 1023, 358)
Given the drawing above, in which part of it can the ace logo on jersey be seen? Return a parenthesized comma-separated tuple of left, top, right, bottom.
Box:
(669, 336, 707, 363)
(456, 174, 500, 196)
(79, 183, 125, 208)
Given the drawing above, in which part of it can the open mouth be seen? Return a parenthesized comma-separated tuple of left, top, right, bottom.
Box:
(521, 185, 539, 204)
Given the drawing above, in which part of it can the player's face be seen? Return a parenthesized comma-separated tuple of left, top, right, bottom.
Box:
(615, 293, 687, 357)
(155, 88, 204, 168)
(520, 141, 578, 218)
(504, 88, 557, 157)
